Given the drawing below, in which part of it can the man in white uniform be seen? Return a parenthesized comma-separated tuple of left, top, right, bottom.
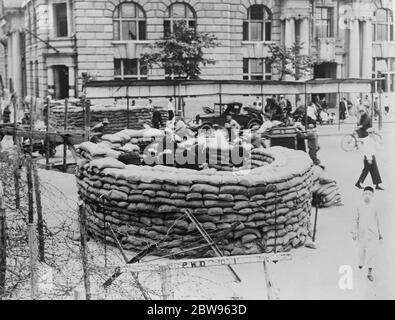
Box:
(353, 186, 383, 282)
(167, 98, 176, 122)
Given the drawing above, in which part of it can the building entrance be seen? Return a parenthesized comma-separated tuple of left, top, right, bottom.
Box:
(53, 65, 69, 100)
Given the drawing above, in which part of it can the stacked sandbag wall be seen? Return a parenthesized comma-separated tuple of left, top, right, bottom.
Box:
(50, 102, 168, 133)
(75, 146, 315, 258)
(311, 166, 343, 208)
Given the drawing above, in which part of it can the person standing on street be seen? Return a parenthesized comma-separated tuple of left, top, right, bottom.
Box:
(339, 97, 347, 122)
(353, 186, 383, 282)
(373, 97, 380, 120)
(306, 124, 323, 168)
(363, 95, 371, 115)
(355, 128, 383, 190)
(167, 98, 175, 122)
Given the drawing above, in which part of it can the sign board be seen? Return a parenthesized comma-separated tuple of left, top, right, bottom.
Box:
(120, 253, 292, 273)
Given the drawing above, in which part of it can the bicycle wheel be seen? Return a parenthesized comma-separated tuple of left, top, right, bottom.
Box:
(341, 135, 356, 152)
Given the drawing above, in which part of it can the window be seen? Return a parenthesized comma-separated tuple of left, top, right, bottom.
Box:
(113, 2, 146, 41)
(372, 57, 395, 92)
(54, 3, 68, 37)
(243, 58, 272, 80)
(373, 8, 394, 42)
(164, 3, 196, 37)
(114, 59, 148, 80)
(315, 7, 333, 38)
(243, 5, 272, 41)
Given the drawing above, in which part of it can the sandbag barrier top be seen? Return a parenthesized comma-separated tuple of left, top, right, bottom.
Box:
(50, 102, 168, 133)
(76, 134, 315, 258)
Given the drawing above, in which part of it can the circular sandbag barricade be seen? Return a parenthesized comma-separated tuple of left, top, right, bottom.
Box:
(75, 138, 315, 258)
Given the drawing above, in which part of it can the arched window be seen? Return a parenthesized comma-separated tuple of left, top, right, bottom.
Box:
(373, 8, 394, 42)
(243, 5, 272, 41)
(164, 3, 196, 37)
(113, 2, 146, 41)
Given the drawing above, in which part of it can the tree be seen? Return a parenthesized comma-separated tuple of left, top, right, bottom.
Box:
(140, 21, 219, 80)
(267, 42, 315, 80)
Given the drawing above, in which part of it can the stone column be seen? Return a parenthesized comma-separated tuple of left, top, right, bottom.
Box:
(299, 18, 310, 55)
(284, 18, 295, 47)
(7, 37, 13, 89)
(68, 66, 75, 98)
(284, 18, 296, 80)
(11, 31, 22, 99)
(47, 67, 55, 98)
(348, 19, 360, 78)
(362, 19, 373, 79)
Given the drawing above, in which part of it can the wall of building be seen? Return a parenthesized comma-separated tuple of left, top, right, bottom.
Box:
(1, 0, 395, 105)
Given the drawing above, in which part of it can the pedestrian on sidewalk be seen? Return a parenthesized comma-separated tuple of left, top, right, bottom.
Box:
(353, 186, 383, 282)
(355, 128, 384, 190)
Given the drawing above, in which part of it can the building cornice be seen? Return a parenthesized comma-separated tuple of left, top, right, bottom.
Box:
(280, 15, 310, 21)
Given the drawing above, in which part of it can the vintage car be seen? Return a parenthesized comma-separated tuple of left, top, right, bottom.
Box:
(196, 102, 263, 130)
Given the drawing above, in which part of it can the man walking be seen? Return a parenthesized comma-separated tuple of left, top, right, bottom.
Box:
(353, 186, 383, 282)
(355, 128, 384, 190)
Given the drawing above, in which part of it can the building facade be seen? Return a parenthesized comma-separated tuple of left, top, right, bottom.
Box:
(0, 0, 394, 105)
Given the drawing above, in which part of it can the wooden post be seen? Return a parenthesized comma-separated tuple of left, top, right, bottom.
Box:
(26, 157, 34, 224)
(78, 200, 91, 300)
(126, 87, 130, 129)
(0, 182, 6, 297)
(159, 266, 174, 300)
(32, 162, 45, 262)
(12, 94, 17, 145)
(312, 205, 319, 243)
(45, 97, 50, 169)
(13, 159, 21, 212)
(262, 257, 279, 300)
(63, 99, 68, 172)
(28, 223, 39, 299)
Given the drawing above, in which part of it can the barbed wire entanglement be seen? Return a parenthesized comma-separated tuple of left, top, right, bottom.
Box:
(0, 147, 230, 300)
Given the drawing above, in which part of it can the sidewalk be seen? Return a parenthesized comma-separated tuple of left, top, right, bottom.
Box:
(316, 114, 395, 137)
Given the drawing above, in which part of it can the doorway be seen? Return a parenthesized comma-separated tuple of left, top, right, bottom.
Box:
(53, 65, 69, 100)
(313, 62, 338, 108)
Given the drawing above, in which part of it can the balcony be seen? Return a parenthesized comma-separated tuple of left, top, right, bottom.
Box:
(315, 37, 337, 62)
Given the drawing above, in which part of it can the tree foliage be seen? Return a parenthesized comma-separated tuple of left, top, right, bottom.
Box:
(267, 42, 315, 80)
(140, 21, 219, 80)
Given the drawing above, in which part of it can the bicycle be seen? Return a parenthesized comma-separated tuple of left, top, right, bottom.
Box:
(341, 130, 383, 152)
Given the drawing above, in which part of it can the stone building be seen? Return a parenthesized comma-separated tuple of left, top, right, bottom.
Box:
(0, 0, 394, 106)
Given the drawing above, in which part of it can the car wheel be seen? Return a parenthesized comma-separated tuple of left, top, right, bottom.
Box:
(200, 123, 213, 135)
(248, 121, 261, 130)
